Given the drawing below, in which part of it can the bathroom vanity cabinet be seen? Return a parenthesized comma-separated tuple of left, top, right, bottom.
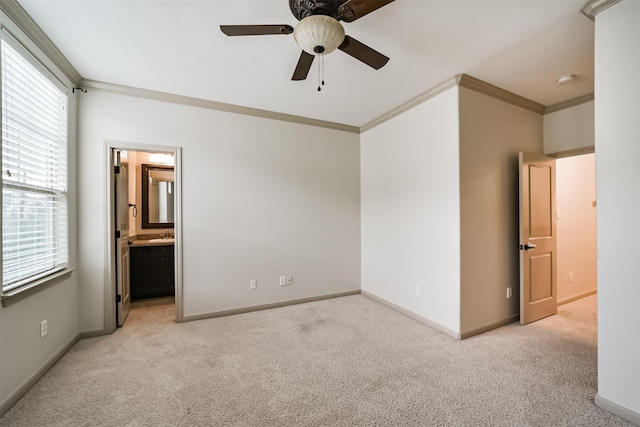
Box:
(130, 244, 175, 300)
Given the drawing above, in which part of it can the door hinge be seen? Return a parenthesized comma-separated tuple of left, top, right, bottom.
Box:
(114, 165, 120, 174)
(116, 294, 122, 303)
(115, 230, 121, 239)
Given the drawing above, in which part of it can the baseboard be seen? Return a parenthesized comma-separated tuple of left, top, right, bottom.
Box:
(558, 289, 597, 306)
(460, 314, 520, 340)
(361, 291, 460, 340)
(595, 394, 640, 425)
(78, 328, 107, 339)
(183, 290, 361, 322)
(0, 332, 80, 417)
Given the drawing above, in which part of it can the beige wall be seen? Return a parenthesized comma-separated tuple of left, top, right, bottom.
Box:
(458, 87, 543, 336)
(362, 84, 545, 338)
(543, 101, 594, 155)
(125, 150, 175, 237)
(556, 154, 596, 304)
(127, 151, 139, 236)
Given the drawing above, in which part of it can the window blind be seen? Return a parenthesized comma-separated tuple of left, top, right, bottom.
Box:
(1, 38, 68, 291)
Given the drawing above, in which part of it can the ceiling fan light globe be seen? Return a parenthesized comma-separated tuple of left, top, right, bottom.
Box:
(294, 15, 345, 56)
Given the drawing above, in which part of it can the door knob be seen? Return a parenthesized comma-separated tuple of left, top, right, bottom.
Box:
(520, 243, 537, 251)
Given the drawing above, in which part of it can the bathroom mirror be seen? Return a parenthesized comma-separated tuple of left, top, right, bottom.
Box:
(141, 164, 175, 229)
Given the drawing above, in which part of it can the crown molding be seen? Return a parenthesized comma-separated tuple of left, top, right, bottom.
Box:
(581, 0, 622, 21)
(359, 76, 459, 133)
(80, 79, 360, 134)
(361, 73, 546, 133)
(457, 74, 546, 115)
(0, 0, 81, 84)
(544, 93, 594, 114)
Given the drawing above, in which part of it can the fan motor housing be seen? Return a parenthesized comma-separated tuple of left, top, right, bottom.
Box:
(289, 0, 347, 21)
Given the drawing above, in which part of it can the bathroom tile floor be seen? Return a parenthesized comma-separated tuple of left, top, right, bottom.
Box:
(126, 297, 175, 326)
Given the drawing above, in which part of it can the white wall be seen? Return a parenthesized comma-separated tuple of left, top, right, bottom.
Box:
(543, 101, 594, 155)
(556, 154, 596, 304)
(78, 91, 361, 330)
(361, 87, 461, 335)
(0, 278, 79, 410)
(458, 87, 543, 335)
(542, 100, 597, 306)
(595, 0, 640, 420)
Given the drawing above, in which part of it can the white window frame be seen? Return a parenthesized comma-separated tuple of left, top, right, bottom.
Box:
(0, 20, 74, 306)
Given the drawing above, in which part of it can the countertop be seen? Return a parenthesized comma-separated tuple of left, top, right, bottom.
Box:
(129, 238, 174, 247)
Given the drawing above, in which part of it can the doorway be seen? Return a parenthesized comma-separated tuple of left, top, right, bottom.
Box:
(105, 143, 183, 333)
(519, 151, 597, 324)
(555, 153, 597, 305)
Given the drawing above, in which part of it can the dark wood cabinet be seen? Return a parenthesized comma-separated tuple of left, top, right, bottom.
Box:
(130, 244, 175, 300)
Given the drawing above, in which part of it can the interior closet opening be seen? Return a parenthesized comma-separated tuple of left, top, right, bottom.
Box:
(555, 152, 597, 308)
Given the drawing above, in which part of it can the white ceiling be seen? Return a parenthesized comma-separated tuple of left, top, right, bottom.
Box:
(17, 0, 594, 127)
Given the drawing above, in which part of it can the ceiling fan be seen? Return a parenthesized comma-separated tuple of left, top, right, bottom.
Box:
(220, 0, 395, 82)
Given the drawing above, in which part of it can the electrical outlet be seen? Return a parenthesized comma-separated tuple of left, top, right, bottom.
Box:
(506, 287, 512, 299)
(40, 319, 47, 338)
(569, 272, 574, 283)
(280, 276, 286, 286)
(415, 286, 421, 297)
(286, 275, 293, 286)
(249, 280, 257, 290)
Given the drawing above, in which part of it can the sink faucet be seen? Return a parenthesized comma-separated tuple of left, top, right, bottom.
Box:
(163, 229, 173, 239)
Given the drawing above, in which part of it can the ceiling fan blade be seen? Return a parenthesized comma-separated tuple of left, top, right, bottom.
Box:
(220, 25, 294, 36)
(292, 51, 315, 81)
(338, 35, 389, 70)
(338, 0, 395, 22)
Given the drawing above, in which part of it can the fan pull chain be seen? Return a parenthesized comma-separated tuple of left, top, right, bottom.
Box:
(317, 54, 325, 92)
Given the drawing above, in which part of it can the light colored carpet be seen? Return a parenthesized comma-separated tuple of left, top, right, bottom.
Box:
(0, 294, 633, 426)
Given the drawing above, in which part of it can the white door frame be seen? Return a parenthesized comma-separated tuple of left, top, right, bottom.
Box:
(104, 141, 184, 333)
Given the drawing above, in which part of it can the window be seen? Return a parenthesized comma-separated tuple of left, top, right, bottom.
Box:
(1, 36, 68, 293)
